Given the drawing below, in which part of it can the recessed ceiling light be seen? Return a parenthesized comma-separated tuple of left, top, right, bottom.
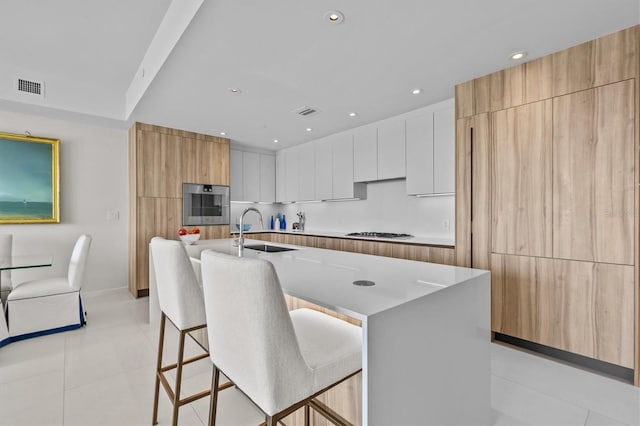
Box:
(228, 88, 242, 94)
(411, 88, 422, 95)
(324, 10, 344, 24)
(306, 128, 312, 132)
(273, 139, 279, 143)
(348, 112, 357, 117)
(509, 51, 527, 61)
(220, 132, 227, 136)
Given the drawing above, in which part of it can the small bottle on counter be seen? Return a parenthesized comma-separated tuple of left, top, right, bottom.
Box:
(275, 217, 280, 230)
(270, 216, 274, 230)
(281, 215, 286, 230)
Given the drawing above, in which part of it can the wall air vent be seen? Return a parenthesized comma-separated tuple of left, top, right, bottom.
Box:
(292, 106, 320, 117)
(17, 78, 45, 97)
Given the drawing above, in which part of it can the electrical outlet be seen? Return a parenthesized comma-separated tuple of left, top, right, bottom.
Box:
(442, 219, 450, 230)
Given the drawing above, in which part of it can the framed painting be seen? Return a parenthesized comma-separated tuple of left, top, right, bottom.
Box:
(0, 132, 60, 223)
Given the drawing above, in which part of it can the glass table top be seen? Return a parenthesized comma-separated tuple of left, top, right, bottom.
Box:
(0, 255, 53, 271)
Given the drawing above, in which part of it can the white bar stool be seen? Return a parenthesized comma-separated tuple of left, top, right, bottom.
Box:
(200, 250, 363, 426)
(149, 238, 232, 426)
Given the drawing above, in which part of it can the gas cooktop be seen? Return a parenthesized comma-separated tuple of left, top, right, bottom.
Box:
(346, 232, 414, 239)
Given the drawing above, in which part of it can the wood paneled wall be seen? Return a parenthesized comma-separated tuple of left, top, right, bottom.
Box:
(129, 123, 230, 297)
(455, 25, 640, 382)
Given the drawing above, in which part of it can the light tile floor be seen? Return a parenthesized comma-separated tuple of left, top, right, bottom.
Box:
(0, 287, 638, 426)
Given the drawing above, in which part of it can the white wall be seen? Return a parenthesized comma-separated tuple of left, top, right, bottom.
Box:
(0, 109, 128, 292)
(231, 180, 454, 239)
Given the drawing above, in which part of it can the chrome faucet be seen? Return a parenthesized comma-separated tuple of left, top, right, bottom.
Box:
(296, 211, 305, 231)
(237, 207, 263, 256)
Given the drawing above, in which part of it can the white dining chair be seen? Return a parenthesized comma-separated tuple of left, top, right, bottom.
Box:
(200, 250, 363, 426)
(149, 237, 232, 426)
(0, 234, 12, 305)
(6, 234, 91, 339)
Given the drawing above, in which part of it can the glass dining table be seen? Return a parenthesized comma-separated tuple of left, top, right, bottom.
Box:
(0, 255, 53, 347)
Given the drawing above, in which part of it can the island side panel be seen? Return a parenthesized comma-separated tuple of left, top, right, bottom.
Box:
(365, 272, 491, 425)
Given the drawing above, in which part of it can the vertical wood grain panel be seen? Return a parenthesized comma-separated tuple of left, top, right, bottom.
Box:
(455, 117, 472, 267)
(471, 114, 491, 271)
(553, 80, 635, 265)
(473, 74, 492, 115)
(455, 80, 475, 118)
(593, 26, 638, 87)
(524, 55, 553, 104)
(552, 41, 595, 96)
(492, 254, 634, 368)
(491, 65, 525, 111)
(492, 100, 553, 257)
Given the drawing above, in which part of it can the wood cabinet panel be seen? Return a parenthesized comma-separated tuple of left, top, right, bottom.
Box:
(183, 137, 229, 186)
(471, 114, 491, 271)
(491, 254, 634, 368)
(455, 80, 474, 119)
(455, 116, 472, 267)
(553, 80, 635, 265)
(551, 41, 595, 97)
(492, 100, 553, 258)
(593, 26, 638, 87)
(137, 131, 183, 198)
(524, 56, 553, 104)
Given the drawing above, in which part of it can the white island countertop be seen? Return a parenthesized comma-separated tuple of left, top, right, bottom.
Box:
(177, 238, 491, 425)
(186, 238, 480, 320)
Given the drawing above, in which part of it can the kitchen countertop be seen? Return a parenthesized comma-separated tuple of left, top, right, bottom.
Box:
(178, 238, 490, 424)
(229, 228, 455, 247)
(186, 238, 481, 319)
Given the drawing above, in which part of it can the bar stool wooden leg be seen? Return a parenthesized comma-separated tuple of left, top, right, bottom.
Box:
(304, 404, 310, 426)
(172, 330, 187, 426)
(152, 313, 167, 425)
(208, 365, 220, 426)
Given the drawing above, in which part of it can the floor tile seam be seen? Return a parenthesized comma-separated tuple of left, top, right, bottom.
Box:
(492, 371, 635, 425)
(492, 374, 591, 424)
(0, 364, 65, 386)
(62, 359, 156, 392)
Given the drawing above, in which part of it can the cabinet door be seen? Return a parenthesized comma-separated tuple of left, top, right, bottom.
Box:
(285, 146, 300, 202)
(405, 111, 434, 195)
(553, 80, 634, 265)
(332, 133, 355, 199)
(276, 150, 286, 202)
(377, 119, 406, 180)
(259, 154, 275, 203)
(230, 149, 243, 201)
(433, 106, 455, 193)
(353, 126, 377, 182)
(491, 253, 634, 368)
(298, 143, 316, 201)
(242, 152, 260, 202)
(137, 131, 183, 198)
(492, 100, 552, 258)
(315, 138, 333, 200)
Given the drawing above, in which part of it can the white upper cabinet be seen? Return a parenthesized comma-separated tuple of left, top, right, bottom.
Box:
(298, 143, 316, 201)
(242, 151, 260, 202)
(332, 133, 359, 199)
(259, 154, 276, 202)
(353, 126, 378, 182)
(230, 148, 276, 202)
(433, 106, 455, 194)
(230, 149, 244, 201)
(314, 138, 333, 201)
(406, 111, 434, 195)
(405, 99, 455, 196)
(377, 118, 406, 180)
(276, 150, 286, 202)
(284, 146, 300, 202)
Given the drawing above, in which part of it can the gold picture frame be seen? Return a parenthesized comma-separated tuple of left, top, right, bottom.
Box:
(0, 132, 60, 224)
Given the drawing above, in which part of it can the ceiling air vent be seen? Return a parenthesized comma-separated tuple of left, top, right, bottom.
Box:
(292, 106, 320, 117)
(17, 78, 45, 97)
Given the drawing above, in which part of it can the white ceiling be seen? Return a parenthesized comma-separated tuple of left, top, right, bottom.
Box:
(2, 1, 639, 149)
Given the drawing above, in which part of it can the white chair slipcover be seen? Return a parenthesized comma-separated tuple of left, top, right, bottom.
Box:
(0, 234, 12, 304)
(6, 234, 91, 338)
(201, 250, 362, 425)
(149, 237, 230, 426)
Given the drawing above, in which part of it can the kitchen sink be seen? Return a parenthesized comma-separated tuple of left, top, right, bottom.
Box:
(243, 244, 297, 253)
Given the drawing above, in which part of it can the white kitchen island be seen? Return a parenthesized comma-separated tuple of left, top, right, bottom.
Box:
(149, 238, 491, 425)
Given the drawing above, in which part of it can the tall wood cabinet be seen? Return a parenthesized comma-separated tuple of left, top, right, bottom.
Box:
(129, 122, 230, 298)
(455, 25, 639, 380)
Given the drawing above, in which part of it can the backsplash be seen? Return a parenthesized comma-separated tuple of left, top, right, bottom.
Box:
(230, 179, 454, 238)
